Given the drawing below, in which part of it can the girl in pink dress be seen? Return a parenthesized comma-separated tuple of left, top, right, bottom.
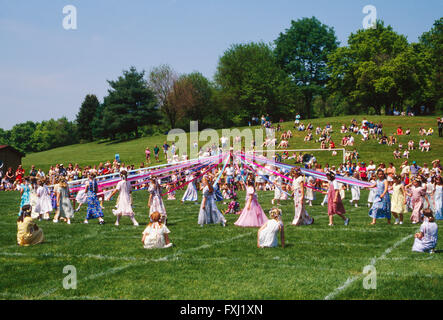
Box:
(326, 171, 350, 226)
(406, 178, 429, 224)
(235, 180, 268, 227)
(109, 171, 139, 226)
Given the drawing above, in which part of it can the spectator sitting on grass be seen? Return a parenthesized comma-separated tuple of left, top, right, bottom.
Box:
(412, 209, 438, 254)
(408, 140, 414, 150)
(142, 211, 173, 249)
(421, 140, 431, 152)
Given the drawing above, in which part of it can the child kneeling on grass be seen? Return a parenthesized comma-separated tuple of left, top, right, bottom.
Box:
(412, 209, 438, 254)
(142, 211, 173, 249)
(17, 204, 44, 246)
(257, 208, 285, 248)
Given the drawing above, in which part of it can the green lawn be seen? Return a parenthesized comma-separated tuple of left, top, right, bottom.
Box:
(2, 115, 442, 300)
(0, 189, 441, 300)
(22, 115, 442, 172)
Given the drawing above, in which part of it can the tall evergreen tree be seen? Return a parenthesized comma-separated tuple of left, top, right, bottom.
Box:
(102, 66, 161, 139)
(76, 94, 100, 141)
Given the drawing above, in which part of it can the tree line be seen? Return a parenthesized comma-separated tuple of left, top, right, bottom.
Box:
(1, 17, 442, 154)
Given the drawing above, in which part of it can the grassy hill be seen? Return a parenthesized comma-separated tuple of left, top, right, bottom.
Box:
(23, 115, 442, 172)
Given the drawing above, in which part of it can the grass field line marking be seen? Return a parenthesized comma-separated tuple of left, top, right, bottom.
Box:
(296, 240, 385, 248)
(36, 231, 254, 299)
(324, 233, 414, 300)
(0, 291, 29, 299)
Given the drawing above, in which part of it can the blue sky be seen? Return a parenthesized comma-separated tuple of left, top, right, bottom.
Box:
(0, 0, 441, 129)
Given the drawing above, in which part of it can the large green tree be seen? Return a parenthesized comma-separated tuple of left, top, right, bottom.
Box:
(215, 42, 297, 126)
(328, 21, 423, 115)
(31, 117, 78, 152)
(275, 17, 339, 119)
(101, 67, 161, 140)
(419, 17, 443, 113)
(76, 94, 100, 141)
(9, 121, 37, 152)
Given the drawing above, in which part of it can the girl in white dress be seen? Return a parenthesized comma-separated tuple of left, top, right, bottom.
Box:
(148, 178, 167, 223)
(425, 178, 435, 211)
(304, 176, 315, 206)
(367, 178, 377, 208)
(350, 173, 361, 208)
(272, 173, 282, 206)
(29, 184, 40, 219)
(412, 209, 438, 253)
(280, 183, 289, 201)
(75, 188, 88, 212)
(142, 212, 173, 249)
(257, 208, 285, 248)
(36, 179, 53, 220)
(109, 171, 139, 226)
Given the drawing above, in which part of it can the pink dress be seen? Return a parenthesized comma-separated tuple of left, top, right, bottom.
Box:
(234, 186, 268, 227)
(112, 180, 134, 217)
(327, 180, 346, 215)
(410, 186, 425, 223)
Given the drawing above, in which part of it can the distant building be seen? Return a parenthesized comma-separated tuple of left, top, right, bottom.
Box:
(0, 145, 25, 175)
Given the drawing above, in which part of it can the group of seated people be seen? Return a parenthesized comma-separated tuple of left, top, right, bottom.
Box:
(419, 127, 434, 136)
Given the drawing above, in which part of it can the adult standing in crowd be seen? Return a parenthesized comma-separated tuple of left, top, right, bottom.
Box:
(154, 145, 160, 162)
(438, 117, 443, 137)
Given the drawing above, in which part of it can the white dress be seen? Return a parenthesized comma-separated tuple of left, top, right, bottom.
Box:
(305, 177, 315, 201)
(142, 222, 170, 249)
(351, 185, 361, 201)
(368, 182, 377, 203)
(339, 182, 345, 200)
(37, 186, 53, 214)
(29, 186, 40, 219)
(112, 180, 134, 217)
(75, 189, 88, 204)
(259, 219, 283, 248)
(274, 176, 282, 200)
(412, 221, 438, 252)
